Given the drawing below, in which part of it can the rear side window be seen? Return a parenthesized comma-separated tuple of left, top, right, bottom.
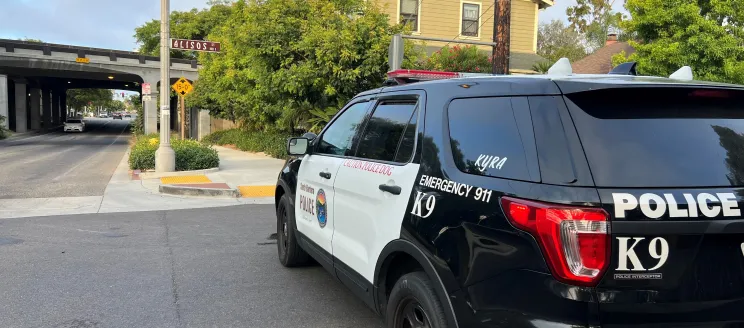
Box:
(566, 87, 744, 187)
(355, 101, 418, 163)
(447, 97, 531, 180)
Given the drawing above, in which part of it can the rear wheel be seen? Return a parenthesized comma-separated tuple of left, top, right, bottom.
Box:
(387, 272, 448, 328)
(276, 193, 310, 267)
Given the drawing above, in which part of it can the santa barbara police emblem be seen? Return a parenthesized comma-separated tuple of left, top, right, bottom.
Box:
(316, 189, 327, 228)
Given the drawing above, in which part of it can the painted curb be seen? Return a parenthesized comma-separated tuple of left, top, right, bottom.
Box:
(159, 184, 240, 198)
(139, 167, 220, 179)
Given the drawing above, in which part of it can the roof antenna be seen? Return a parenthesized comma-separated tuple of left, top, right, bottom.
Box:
(547, 58, 572, 76)
(669, 66, 693, 80)
(609, 62, 638, 75)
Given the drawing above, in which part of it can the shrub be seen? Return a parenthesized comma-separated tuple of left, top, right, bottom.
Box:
(0, 115, 9, 140)
(203, 129, 291, 159)
(129, 135, 219, 171)
(131, 102, 145, 136)
(417, 45, 491, 73)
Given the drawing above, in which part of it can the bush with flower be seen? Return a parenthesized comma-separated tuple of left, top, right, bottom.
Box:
(417, 45, 491, 73)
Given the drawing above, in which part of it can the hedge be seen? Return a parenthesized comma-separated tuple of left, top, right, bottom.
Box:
(202, 129, 290, 159)
(129, 134, 219, 171)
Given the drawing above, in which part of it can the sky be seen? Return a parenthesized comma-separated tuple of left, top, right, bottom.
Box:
(539, 0, 628, 24)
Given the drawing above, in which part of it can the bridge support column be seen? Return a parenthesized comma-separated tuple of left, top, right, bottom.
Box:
(143, 78, 159, 135)
(61, 92, 67, 121)
(42, 88, 52, 131)
(52, 90, 60, 125)
(29, 88, 41, 130)
(13, 81, 27, 133)
(0, 75, 8, 131)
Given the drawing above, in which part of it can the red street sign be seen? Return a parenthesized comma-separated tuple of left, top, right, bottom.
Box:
(170, 38, 220, 53)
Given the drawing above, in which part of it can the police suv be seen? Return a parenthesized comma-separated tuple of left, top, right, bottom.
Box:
(274, 59, 744, 328)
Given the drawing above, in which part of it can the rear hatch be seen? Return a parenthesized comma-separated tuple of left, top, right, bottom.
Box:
(563, 85, 744, 327)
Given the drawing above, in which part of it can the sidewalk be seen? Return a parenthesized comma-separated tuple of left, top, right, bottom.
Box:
(136, 145, 285, 199)
(0, 146, 285, 219)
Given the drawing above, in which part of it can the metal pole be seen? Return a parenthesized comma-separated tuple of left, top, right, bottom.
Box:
(155, 0, 175, 172)
(180, 95, 185, 140)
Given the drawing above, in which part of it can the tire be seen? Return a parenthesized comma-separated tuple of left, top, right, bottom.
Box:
(386, 272, 448, 328)
(276, 193, 311, 267)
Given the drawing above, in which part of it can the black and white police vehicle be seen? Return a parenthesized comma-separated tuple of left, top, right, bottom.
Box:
(274, 59, 744, 328)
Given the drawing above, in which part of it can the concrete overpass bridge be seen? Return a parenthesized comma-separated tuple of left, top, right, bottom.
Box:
(0, 39, 199, 135)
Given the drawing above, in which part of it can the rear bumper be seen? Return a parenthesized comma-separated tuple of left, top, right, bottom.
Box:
(450, 270, 744, 327)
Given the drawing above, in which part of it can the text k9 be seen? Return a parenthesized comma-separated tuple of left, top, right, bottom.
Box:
(616, 237, 669, 271)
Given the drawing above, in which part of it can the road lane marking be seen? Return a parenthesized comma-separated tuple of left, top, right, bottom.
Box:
(51, 122, 129, 182)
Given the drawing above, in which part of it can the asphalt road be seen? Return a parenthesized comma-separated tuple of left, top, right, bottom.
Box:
(0, 205, 385, 328)
(0, 118, 131, 199)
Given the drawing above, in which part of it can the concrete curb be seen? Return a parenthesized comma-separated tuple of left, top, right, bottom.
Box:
(139, 167, 220, 179)
(159, 184, 241, 198)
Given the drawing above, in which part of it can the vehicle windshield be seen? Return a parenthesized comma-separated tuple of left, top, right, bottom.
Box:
(565, 87, 744, 188)
(66, 119, 82, 124)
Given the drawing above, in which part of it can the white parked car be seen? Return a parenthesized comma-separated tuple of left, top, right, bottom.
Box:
(64, 119, 85, 132)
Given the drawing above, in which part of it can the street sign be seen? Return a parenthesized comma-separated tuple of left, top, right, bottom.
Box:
(170, 38, 221, 53)
(142, 95, 152, 102)
(76, 57, 90, 64)
(172, 77, 193, 96)
(142, 83, 151, 95)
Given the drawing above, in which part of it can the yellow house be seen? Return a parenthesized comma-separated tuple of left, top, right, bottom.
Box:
(376, 0, 553, 73)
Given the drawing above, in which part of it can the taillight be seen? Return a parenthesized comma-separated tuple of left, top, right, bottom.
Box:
(501, 196, 610, 287)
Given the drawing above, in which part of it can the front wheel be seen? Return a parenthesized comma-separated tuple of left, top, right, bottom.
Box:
(386, 272, 448, 328)
(276, 193, 310, 267)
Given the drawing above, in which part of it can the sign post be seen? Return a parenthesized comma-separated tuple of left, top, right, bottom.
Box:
(155, 0, 175, 173)
(172, 77, 193, 140)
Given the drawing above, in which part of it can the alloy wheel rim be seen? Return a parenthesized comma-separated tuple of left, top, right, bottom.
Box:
(396, 297, 431, 328)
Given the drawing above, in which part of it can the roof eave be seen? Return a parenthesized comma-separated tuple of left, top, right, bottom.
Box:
(536, 0, 553, 9)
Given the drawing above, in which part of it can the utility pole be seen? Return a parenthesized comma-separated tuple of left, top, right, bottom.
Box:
(155, 0, 175, 172)
(491, 0, 511, 75)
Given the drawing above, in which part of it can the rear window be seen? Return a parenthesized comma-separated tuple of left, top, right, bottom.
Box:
(565, 87, 744, 188)
(447, 97, 532, 181)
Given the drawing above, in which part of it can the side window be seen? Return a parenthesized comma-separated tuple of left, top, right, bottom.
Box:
(355, 101, 418, 163)
(448, 97, 531, 180)
(316, 101, 370, 156)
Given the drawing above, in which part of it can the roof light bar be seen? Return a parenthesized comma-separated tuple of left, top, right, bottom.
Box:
(385, 69, 492, 85)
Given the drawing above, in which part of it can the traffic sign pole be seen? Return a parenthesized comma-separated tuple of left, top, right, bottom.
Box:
(155, 0, 175, 172)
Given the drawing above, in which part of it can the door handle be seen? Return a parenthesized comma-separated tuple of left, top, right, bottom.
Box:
(319, 171, 332, 179)
(378, 184, 401, 195)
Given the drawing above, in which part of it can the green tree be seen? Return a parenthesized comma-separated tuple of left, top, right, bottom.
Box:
(189, 0, 422, 133)
(567, 0, 625, 51)
(537, 20, 588, 63)
(133, 1, 234, 59)
(66, 89, 114, 113)
(616, 0, 744, 84)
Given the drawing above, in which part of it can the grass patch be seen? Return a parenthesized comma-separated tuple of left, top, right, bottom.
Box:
(202, 129, 290, 159)
(129, 135, 219, 171)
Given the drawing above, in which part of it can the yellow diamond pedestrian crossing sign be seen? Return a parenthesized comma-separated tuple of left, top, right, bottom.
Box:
(172, 77, 193, 96)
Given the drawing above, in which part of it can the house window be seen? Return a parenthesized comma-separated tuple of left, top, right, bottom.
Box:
(462, 3, 480, 37)
(400, 0, 419, 32)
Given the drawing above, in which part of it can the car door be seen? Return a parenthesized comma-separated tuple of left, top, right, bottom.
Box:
(332, 92, 423, 284)
(294, 100, 373, 264)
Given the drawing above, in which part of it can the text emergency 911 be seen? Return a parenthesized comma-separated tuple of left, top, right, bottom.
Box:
(418, 174, 493, 203)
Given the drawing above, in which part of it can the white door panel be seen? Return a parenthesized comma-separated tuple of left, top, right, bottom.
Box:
(294, 154, 344, 255)
(333, 159, 421, 282)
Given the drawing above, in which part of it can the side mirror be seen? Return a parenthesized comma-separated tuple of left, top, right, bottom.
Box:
(287, 137, 310, 156)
